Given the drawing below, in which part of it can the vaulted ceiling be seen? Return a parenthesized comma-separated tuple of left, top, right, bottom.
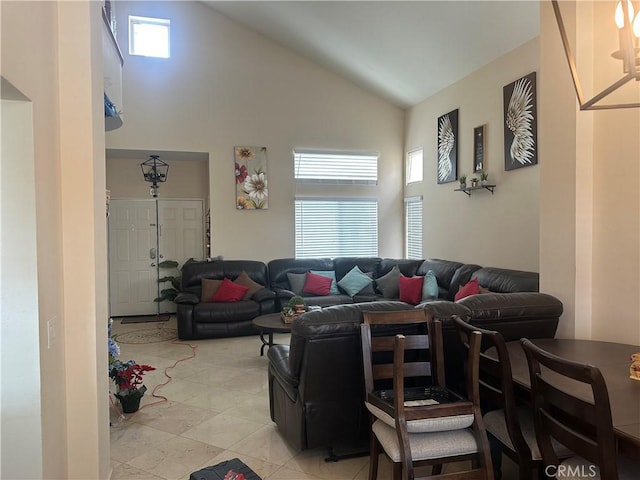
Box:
(203, 1, 540, 108)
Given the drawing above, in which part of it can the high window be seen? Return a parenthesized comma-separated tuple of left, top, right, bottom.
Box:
(405, 196, 423, 259)
(294, 150, 379, 258)
(406, 148, 423, 184)
(129, 16, 171, 58)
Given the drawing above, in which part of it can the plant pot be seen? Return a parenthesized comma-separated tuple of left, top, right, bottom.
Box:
(481, 180, 488, 186)
(460, 183, 467, 189)
(115, 385, 146, 413)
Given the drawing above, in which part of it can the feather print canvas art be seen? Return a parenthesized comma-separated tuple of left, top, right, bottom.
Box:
(437, 109, 458, 184)
(503, 72, 537, 170)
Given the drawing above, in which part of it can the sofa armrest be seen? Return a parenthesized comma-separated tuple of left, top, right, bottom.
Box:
(456, 292, 563, 322)
(268, 345, 299, 402)
(274, 288, 295, 299)
(175, 292, 199, 305)
(417, 300, 471, 324)
(252, 287, 276, 303)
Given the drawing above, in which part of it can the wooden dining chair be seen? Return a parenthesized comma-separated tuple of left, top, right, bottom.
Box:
(521, 339, 638, 480)
(361, 310, 493, 480)
(452, 316, 571, 480)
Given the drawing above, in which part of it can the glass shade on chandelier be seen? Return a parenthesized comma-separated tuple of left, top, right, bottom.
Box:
(141, 155, 169, 198)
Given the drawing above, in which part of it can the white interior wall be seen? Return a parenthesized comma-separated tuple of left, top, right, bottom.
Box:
(106, 1, 405, 262)
(0, 89, 44, 480)
(106, 156, 209, 200)
(405, 39, 540, 270)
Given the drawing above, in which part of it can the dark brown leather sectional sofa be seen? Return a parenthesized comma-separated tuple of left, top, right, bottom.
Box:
(266, 261, 563, 454)
(174, 256, 563, 456)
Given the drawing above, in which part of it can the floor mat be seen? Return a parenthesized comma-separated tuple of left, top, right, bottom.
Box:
(120, 314, 171, 324)
(114, 328, 177, 344)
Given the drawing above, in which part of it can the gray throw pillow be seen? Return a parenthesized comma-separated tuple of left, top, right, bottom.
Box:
(375, 265, 401, 299)
(287, 272, 307, 295)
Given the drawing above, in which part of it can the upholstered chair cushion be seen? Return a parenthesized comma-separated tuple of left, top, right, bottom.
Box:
(366, 402, 474, 433)
(372, 419, 478, 462)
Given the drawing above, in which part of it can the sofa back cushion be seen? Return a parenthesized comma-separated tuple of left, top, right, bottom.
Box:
(379, 258, 423, 277)
(471, 267, 539, 293)
(268, 258, 334, 291)
(333, 257, 381, 281)
(417, 259, 482, 301)
(181, 260, 268, 299)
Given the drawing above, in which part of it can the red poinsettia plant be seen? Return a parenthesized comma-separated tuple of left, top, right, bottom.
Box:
(109, 360, 155, 397)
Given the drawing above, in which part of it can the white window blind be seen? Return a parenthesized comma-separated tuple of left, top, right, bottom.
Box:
(129, 16, 171, 58)
(295, 199, 378, 258)
(405, 196, 423, 259)
(406, 148, 423, 184)
(294, 150, 378, 184)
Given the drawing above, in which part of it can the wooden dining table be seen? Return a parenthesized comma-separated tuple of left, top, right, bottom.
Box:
(501, 338, 640, 457)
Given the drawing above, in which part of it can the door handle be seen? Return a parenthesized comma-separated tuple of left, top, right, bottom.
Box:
(150, 263, 156, 267)
(150, 247, 157, 259)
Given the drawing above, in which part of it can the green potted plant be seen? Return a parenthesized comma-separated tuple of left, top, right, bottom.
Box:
(459, 175, 467, 188)
(480, 171, 489, 186)
(470, 176, 479, 188)
(288, 295, 307, 314)
(154, 258, 194, 303)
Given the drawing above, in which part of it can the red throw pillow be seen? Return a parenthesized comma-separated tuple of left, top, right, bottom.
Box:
(211, 277, 249, 302)
(302, 271, 333, 296)
(455, 278, 480, 301)
(399, 275, 424, 305)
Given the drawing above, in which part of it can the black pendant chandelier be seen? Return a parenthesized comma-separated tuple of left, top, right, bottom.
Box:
(140, 155, 169, 198)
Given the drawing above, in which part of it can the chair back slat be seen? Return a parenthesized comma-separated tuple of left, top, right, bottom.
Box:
(362, 312, 494, 480)
(521, 339, 618, 480)
(362, 309, 444, 391)
(453, 316, 533, 461)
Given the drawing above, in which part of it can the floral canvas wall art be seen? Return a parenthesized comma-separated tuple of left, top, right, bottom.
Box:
(235, 146, 268, 210)
(503, 72, 538, 170)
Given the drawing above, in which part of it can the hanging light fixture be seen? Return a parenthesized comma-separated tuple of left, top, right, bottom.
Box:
(140, 155, 169, 198)
(552, 0, 640, 110)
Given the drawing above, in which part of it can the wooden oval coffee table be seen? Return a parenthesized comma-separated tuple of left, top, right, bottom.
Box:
(252, 312, 292, 356)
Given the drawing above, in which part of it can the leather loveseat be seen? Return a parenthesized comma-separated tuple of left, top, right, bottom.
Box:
(175, 260, 276, 339)
(267, 267, 563, 454)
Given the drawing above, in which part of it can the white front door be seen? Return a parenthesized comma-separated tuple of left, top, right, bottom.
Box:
(108, 198, 205, 316)
(157, 199, 204, 313)
(108, 199, 159, 316)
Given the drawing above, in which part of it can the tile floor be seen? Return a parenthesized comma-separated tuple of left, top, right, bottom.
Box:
(110, 317, 518, 480)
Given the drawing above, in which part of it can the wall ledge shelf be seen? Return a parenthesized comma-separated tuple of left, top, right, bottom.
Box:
(454, 184, 496, 196)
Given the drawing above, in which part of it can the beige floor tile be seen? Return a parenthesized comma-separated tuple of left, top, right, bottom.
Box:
(153, 377, 216, 403)
(133, 400, 218, 434)
(227, 424, 298, 465)
(283, 447, 369, 480)
(183, 386, 253, 413)
(111, 321, 521, 480)
(127, 436, 223, 480)
(266, 466, 326, 480)
(217, 370, 269, 395)
(220, 393, 271, 424)
(111, 462, 166, 480)
(110, 422, 175, 463)
(187, 364, 249, 385)
(181, 414, 264, 449)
